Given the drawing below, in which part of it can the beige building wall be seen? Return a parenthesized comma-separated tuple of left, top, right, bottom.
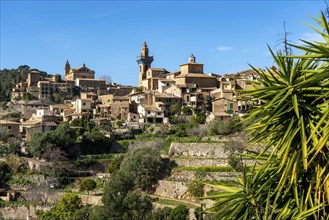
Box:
(212, 98, 237, 116)
(185, 76, 218, 88)
(180, 63, 204, 75)
(99, 94, 114, 106)
(0, 121, 20, 135)
(27, 71, 40, 87)
(65, 64, 95, 80)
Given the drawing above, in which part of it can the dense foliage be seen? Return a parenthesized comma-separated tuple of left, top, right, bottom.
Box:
(152, 205, 190, 220)
(120, 147, 164, 191)
(0, 162, 12, 182)
(187, 180, 205, 198)
(79, 179, 97, 194)
(106, 155, 123, 174)
(36, 194, 83, 220)
(89, 147, 169, 219)
(208, 13, 329, 219)
(28, 124, 77, 159)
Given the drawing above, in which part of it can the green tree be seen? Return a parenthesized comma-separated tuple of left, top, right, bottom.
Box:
(169, 205, 189, 220)
(53, 92, 63, 103)
(106, 156, 123, 174)
(120, 147, 163, 191)
(28, 124, 77, 159)
(73, 205, 92, 220)
(53, 124, 77, 153)
(208, 117, 241, 135)
(0, 162, 12, 182)
(101, 171, 134, 218)
(36, 194, 82, 220)
(121, 191, 153, 220)
(79, 126, 112, 155)
(27, 132, 54, 158)
(170, 104, 181, 115)
(208, 13, 329, 219)
(94, 170, 154, 220)
(94, 147, 167, 219)
(79, 179, 97, 194)
(152, 207, 173, 220)
(181, 106, 193, 115)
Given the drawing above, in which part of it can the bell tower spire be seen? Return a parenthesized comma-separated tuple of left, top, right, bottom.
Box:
(65, 60, 70, 76)
(136, 41, 154, 86)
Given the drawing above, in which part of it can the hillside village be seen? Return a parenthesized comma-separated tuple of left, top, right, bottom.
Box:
(0, 42, 261, 220)
(1, 1, 328, 218)
(1, 42, 258, 138)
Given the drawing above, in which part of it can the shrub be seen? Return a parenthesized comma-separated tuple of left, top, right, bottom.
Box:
(208, 117, 242, 135)
(152, 207, 173, 220)
(169, 205, 189, 220)
(120, 147, 163, 191)
(181, 106, 193, 115)
(36, 194, 82, 220)
(187, 181, 204, 198)
(76, 157, 97, 167)
(106, 156, 123, 174)
(79, 179, 97, 194)
(0, 162, 12, 182)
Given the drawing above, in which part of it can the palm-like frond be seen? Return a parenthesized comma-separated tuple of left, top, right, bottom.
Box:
(207, 13, 329, 220)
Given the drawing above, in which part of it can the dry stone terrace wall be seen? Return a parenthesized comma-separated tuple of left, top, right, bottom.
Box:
(155, 180, 189, 200)
(80, 194, 103, 206)
(172, 157, 229, 167)
(169, 170, 237, 182)
(0, 205, 49, 220)
(154, 180, 215, 209)
(169, 143, 229, 158)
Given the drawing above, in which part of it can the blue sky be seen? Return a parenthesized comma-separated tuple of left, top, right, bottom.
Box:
(0, 1, 325, 86)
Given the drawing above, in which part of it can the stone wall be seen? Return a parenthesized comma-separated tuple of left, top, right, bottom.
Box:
(18, 191, 103, 206)
(168, 170, 237, 182)
(154, 180, 215, 210)
(169, 143, 228, 158)
(0, 205, 49, 220)
(202, 133, 245, 143)
(154, 180, 189, 200)
(80, 195, 103, 206)
(172, 157, 229, 167)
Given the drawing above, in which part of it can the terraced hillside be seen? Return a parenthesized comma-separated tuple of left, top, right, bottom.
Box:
(152, 135, 256, 218)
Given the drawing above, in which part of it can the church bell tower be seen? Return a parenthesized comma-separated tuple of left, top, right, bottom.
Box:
(65, 60, 70, 76)
(136, 41, 154, 86)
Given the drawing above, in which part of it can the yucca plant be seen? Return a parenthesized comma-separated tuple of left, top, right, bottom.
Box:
(207, 13, 329, 219)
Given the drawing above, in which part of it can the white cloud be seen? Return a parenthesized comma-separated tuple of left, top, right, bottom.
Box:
(216, 46, 234, 52)
(300, 32, 325, 43)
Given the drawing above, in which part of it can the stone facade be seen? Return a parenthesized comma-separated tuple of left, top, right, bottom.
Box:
(154, 180, 189, 200)
(169, 170, 237, 182)
(172, 157, 229, 167)
(169, 142, 229, 158)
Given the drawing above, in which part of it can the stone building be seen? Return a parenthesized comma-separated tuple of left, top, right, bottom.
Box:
(0, 120, 20, 135)
(136, 42, 154, 86)
(97, 94, 129, 120)
(64, 61, 95, 80)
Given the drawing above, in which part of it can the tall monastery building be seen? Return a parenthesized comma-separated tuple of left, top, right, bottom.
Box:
(64, 60, 95, 80)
